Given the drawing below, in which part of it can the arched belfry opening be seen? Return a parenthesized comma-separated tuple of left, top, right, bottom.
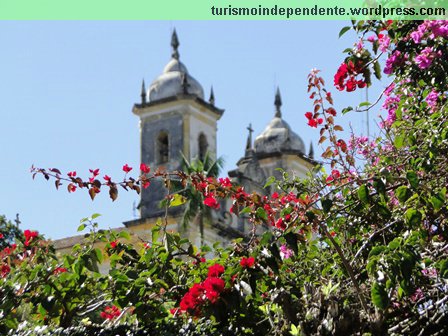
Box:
(198, 133, 208, 161)
(157, 131, 169, 164)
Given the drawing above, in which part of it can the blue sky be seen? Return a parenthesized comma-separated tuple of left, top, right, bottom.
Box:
(0, 21, 386, 239)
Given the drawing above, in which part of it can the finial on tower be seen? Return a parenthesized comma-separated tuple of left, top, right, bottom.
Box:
(209, 86, 215, 105)
(141, 79, 146, 104)
(274, 87, 282, 118)
(245, 123, 254, 154)
(171, 29, 180, 60)
(308, 141, 314, 159)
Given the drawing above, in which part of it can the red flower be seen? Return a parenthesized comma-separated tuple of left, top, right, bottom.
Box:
(89, 168, 100, 177)
(308, 118, 318, 128)
(53, 267, 67, 275)
(103, 175, 112, 182)
(122, 164, 133, 173)
(204, 194, 220, 209)
(203, 277, 225, 303)
(100, 305, 121, 320)
(143, 242, 151, 249)
(240, 256, 255, 268)
(1, 264, 11, 278)
(110, 240, 118, 248)
(24, 230, 38, 246)
(275, 218, 286, 230)
(140, 163, 151, 174)
(305, 112, 313, 120)
(218, 177, 232, 188)
(67, 171, 77, 178)
(208, 263, 225, 278)
(0, 233, 3, 239)
(142, 181, 150, 189)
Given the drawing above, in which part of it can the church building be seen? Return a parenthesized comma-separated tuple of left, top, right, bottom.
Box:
(54, 30, 317, 254)
(122, 30, 317, 246)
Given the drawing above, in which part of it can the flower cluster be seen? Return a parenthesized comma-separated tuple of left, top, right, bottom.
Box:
(177, 263, 226, 316)
(24, 230, 38, 247)
(100, 305, 121, 320)
(240, 256, 255, 268)
(334, 60, 366, 92)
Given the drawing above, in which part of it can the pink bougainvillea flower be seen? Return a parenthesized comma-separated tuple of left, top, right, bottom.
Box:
(53, 267, 67, 275)
(207, 263, 225, 278)
(110, 240, 118, 248)
(218, 177, 232, 188)
(100, 305, 121, 320)
(24, 230, 38, 246)
(67, 171, 77, 178)
(140, 163, 150, 174)
(122, 164, 133, 173)
(204, 194, 220, 209)
(240, 256, 255, 268)
(89, 168, 100, 177)
(1, 264, 11, 278)
(203, 277, 225, 303)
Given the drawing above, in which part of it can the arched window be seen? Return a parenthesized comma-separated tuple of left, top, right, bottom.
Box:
(157, 131, 169, 164)
(198, 133, 208, 162)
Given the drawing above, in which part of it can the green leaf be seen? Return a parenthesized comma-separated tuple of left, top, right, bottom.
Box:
(358, 184, 369, 204)
(371, 282, 389, 310)
(405, 208, 422, 227)
(430, 195, 444, 211)
(264, 176, 276, 189)
(256, 207, 268, 221)
(77, 224, 86, 232)
(368, 246, 386, 258)
(342, 106, 353, 114)
(358, 101, 371, 107)
(119, 231, 131, 240)
(406, 171, 419, 189)
(339, 26, 351, 38)
(170, 194, 187, 207)
(240, 206, 252, 215)
(394, 133, 405, 149)
(321, 199, 333, 213)
(91, 213, 101, 220)
(373, 61, 382, 80)
(395, 186, 411, 203)
(93, 247, 104, 264)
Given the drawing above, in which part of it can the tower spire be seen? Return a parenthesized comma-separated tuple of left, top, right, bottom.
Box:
(274, 87, 282, 118)
(245, 123, 254, 156)
(209, 86, 215, 105)
(140, 79, 146, 104)
(171, 29, 180, 60)
(308, 141, 314, 159)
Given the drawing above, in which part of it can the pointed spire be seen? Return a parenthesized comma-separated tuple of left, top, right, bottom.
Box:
(209, 86, 215, 105)
(171, 29, 180, 60)
(308, 141, 314, 159)
(274, 87, 282, 118)
(140, 79, 146, 104)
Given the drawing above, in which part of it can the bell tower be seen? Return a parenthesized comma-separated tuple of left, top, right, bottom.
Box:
(128, 30, 224, 223)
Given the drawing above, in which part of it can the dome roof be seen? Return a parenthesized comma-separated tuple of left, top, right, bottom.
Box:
(254, 117, 306, 154)
(253, 88, 306, 155)
(148, 30, 204, 102)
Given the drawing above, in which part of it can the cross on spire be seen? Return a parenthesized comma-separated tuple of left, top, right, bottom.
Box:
(171, 29, 180, 60)
(246, 123, 254, 151)
(274, 87, 282, 118)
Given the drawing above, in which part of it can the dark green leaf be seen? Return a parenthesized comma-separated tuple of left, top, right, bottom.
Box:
(405, 209, 422, 227)
(395, 186, 411, 203)
(339, 26, 351, 38)
(406, 171, 419, 189)
(321, 199, 333, 213)
(371, 282, 389, 310)
(358, 184, 369, 204)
